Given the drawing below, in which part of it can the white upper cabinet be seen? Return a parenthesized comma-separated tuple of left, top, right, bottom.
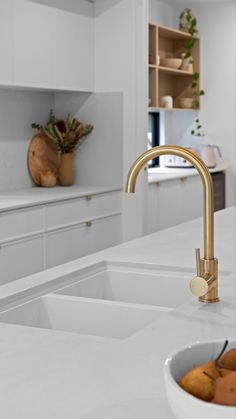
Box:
(11, 1, 94, 91)
(0, 0, 13, 85)
(55, 9, 94, 91)
(13, 0, 56, 88)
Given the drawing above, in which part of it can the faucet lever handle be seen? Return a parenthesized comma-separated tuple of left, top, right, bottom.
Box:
(190, 274, 215, 297)
(190, 275, 209, 297)
(195, 248, 201, 276)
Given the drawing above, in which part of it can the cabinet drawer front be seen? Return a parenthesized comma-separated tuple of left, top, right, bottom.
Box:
(46, 191, 121, 229)
(0, 207, 44, 242)
(0, 236, 44, 285)
(46, 214, 121, 269)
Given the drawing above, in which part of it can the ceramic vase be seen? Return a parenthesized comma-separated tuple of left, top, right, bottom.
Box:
(58, 153, 75, 186)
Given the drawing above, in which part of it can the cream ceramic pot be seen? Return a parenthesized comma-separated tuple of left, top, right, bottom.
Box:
(199, 145, 222, 168)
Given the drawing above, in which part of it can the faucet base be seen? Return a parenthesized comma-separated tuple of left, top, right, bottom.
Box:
(199, 296, 220, 303)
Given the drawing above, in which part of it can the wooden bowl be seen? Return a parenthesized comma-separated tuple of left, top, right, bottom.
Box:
(179, 98, 193, 108)
(160, 58, 182, 69)
(28, 133, 59, 187)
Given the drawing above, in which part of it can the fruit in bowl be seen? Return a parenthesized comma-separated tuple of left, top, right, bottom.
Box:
(164, 340, 236, 419)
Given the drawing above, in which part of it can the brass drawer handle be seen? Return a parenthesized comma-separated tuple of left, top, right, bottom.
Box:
(86, 220, 92, 227)
(85, 195, 92, 201)
(180, 176, 187, 182)
(156, 181, 160, 187)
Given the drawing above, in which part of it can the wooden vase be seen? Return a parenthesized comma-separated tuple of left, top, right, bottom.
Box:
(58, 153, 75, 186)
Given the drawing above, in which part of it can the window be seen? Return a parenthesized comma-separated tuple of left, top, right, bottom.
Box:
(148, 112, 160, 167)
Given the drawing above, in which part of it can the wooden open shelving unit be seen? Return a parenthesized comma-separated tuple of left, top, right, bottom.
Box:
(148, 23, 200, 111)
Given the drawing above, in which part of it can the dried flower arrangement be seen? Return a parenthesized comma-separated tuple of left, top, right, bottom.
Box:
(32, 110, 93, 154)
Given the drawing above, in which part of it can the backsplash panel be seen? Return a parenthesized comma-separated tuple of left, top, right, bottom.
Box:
(0, 89, 54, 191)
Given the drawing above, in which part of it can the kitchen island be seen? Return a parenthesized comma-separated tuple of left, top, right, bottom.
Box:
(0, 207, 235, 418)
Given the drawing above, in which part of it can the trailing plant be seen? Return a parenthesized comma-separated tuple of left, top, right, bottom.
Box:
(32, 110, 93, 154)
(181, 9, 205, 109)
(191, 117, 205, 137)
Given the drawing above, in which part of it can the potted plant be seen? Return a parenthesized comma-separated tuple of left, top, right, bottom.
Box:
(32, 110, 93, 186)
(179, 9, 205, 109)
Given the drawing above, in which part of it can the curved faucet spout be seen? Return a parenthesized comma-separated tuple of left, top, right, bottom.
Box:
(125, 145, 219, 303)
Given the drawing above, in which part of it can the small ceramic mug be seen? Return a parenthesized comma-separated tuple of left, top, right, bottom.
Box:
(161, 96, 173, 109)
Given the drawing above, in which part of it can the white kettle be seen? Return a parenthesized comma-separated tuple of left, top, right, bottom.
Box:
(199, 144, 222, 168)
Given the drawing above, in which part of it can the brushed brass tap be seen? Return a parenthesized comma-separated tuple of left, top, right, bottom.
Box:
(125, 145, 219, 303)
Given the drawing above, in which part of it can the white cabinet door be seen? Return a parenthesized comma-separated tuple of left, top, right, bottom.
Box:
(55, 9, 94, 91)
(0, 0, 13, 85)
(13, 0, 56, 88)
(147, 176, 203, 234)
(157, 179, 183, 230)
(147, 179, 183, 233)
(0, 236, 45, 285)
(180, 176, 203, 222)
(46, 215, 121, 269)
(147, 183, 159, 234)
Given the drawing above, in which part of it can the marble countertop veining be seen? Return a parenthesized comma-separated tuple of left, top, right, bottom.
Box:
(0, 207, 235, 419)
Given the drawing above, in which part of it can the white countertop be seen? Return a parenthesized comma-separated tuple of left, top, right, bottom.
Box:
(148, 163, 226, 184)
(0, 207, 235, 418)
(0, 185, 121, 212)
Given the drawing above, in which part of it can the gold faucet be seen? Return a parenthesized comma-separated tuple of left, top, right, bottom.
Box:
(126, 145, 219, 303)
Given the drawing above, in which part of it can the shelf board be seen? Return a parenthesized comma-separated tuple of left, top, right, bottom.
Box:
(157, 24, 199, 40)
(148, 107, 198, 112)
(158, 66, 193, 77)
(148, 64, 158, 69)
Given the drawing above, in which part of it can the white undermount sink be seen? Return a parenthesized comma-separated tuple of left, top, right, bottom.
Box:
(0, 261, 197, 339)
(56, 261, 192, 309)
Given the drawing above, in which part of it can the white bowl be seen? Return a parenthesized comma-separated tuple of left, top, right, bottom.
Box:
(163, 339, 236, 419)
(160, 58, 182, 69)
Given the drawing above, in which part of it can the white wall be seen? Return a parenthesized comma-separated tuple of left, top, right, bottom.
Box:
(94, 0, 148, 240)
(54, 92, 123, 188)
(172, 2, 236, 206)
(149, 0, 174, 26)
(0, 90, 54, 192)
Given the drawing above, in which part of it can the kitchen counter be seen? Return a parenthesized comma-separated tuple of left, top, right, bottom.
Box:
(0, 207, 235, 418)
(148, 162, 226, 184)
(0, 185, 121, 212)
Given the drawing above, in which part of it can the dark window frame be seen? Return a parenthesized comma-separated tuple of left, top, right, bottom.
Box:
(148, 112, 160, 167)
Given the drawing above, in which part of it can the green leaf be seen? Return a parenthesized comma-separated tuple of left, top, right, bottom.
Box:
(184, 39, 195, 50)
(191, 82, 197, 88)
(199, 90, 205, 96)
(191, 130, 195, 135)
(193, 72, 200, 80)
(185, 51, 191, 59)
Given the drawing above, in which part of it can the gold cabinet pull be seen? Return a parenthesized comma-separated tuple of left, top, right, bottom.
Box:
(86, 220, 92, 227)
(85, 195, 92, 201)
